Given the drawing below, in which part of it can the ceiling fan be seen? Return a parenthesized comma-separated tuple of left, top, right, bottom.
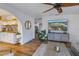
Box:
(43, 3, 79, 14)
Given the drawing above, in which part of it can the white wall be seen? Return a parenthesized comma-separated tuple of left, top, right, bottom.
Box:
(42, 14, 79, 43)
(0, 4, 35, 45)
(22, 16, 35, 44)
(68, 15, 79, 43)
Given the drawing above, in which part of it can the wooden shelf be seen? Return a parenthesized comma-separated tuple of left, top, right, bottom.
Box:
(0, 31, 16, 33)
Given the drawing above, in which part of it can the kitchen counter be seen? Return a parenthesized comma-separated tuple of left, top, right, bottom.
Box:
(48, 32, 68, 34)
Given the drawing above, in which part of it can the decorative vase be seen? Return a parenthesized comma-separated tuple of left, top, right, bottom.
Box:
(54, 46, 60, 52)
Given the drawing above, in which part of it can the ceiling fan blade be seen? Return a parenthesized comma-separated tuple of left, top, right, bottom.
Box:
(43, 7, 54, 13)
(43, 3, 54, 5)
(63, 3, 79, 7)
(55, 7, 62, 13)
(43, 3, 63, 14)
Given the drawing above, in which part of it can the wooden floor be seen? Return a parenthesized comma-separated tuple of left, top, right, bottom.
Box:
(0, 40, 71, 56)
(0, 40, 41, 56)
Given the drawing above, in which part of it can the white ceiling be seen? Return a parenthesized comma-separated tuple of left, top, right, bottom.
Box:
(10, 3, 52, 16)
(9, 3, 79, 16)
(0, 8, 13, 16)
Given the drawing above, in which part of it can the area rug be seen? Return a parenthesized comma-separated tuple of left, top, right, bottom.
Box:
(43, 42, 70, 56)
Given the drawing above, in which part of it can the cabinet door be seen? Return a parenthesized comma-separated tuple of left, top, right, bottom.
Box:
(61, 34, 69, 42)
(48, 33, 62, 41)
(54, 33, 61, 41)
(48, 33, 54, 40)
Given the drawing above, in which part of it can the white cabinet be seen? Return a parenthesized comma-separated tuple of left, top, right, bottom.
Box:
(48, 33, 54, 40)
(61, 34, 69, 42)
(48, 33, 69, 42)
(0, 32, 17, 44)
(54, 34, 61, 41)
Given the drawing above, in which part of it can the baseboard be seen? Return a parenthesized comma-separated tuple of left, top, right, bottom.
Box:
(23, 39, 35, 45)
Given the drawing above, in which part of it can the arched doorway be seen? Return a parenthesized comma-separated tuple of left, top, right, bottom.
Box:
(0, 8, 22, 44)
(0, 4, 35, 45)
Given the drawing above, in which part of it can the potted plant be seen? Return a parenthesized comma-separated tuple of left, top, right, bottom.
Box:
(38, 30, 47, 42)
